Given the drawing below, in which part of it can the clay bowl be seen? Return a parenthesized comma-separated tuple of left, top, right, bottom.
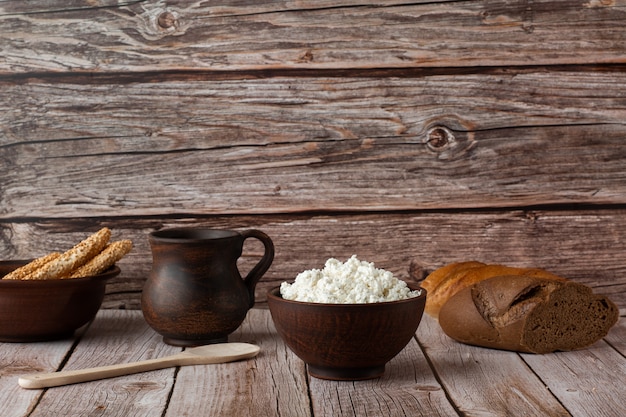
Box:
(0, 260, 120, 342)
(267, 284, 427, 380)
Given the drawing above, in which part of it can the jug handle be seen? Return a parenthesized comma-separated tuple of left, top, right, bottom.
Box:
(240, 230, 275, 308)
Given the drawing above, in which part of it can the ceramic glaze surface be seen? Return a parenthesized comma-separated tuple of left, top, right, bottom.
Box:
(0, 260, 119, 342)
(267, 284, 426, 380)
(142, 228, 274, 346)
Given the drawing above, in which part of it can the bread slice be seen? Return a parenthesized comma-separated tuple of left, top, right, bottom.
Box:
(438, 275, 619, 353)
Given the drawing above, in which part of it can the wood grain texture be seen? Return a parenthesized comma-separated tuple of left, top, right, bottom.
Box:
(2, 71, 626, 217)
(1, 210, 625, 311)
(1, 309, 623, 416)
(418, 315, 571, 416)
(166, 308, 312, 416)
(1, 1, 625, 318)
(0, 339, 74, 417)
(1, 0, 626, 73)
(308, 337, 458, 416)
(28, 310, 180, 417)
(521, 339, 626, 416)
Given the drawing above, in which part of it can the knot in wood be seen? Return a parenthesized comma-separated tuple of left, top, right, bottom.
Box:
(297, 50, 314, 63)
(427, 127, 454, 151)
(157, 11, 178, 29)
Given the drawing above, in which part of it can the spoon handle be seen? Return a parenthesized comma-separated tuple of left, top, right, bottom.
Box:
(19, 355, 184, 389)
(19, 342, 260, 389)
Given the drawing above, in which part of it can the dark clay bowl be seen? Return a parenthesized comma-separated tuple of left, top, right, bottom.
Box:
(0, 260, 120, 342)
(267, 284, 426, 380)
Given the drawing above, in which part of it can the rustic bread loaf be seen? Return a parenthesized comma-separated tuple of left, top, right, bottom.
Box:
(437, 274, 619, 353)
(421, 261, 565, 319)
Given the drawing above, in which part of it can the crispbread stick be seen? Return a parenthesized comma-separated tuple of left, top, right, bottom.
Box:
(1, 252, 62, 280)
(67, 239, 132, 278)
(24, 228, 111, 280)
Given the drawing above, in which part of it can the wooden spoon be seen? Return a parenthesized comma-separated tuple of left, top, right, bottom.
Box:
(18, 342, 260, 389)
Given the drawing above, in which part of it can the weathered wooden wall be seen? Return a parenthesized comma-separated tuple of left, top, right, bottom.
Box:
(1, 0, 625, 311)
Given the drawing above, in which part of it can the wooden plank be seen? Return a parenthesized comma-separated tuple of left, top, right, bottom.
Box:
(1, 209, 625, 311)
(165, 308, 312, 416)
(2, 72, 626, 217)
(0, 338, 75, 417)
(521, 333, 626, 417)
(604, 315, 626, 355)
(1, 0, 626, 73)
(4, 70, 626, 143)
(0, 0, 141, 14)
(308, 335, 458, 416)
(417, 315, 571, 416)
(29, 309, 180, 417)
(0, 0, 448, 15)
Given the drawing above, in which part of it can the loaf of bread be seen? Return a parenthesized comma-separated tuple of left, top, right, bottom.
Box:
(421, 261, 565, 319)
(422, 262, 619, 353)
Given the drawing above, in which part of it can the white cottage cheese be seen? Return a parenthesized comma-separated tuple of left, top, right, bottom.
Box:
(280, 255, 421, 304)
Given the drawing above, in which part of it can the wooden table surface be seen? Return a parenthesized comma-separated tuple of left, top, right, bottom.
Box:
(1, 308, 624, 417)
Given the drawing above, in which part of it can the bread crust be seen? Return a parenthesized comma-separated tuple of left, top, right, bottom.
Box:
(22, 228, 111, 280)
(1, 228, 132, 281)
(422, 261, 565, 319)
(421, 261, 485, 317)
(1, 252, 61, 280)
(67, 240, 132, 278)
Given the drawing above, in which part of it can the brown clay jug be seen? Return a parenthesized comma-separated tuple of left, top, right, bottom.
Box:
(141, 228, 274, 346)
